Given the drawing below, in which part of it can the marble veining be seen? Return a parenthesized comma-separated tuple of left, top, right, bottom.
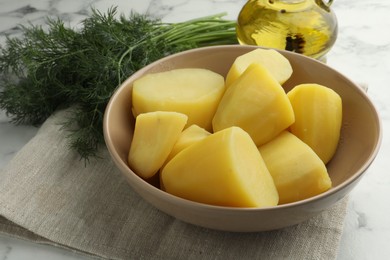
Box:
(1, 0, 390, 259)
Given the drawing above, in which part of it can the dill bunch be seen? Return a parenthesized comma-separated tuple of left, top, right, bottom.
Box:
(0, 7, 237, 161)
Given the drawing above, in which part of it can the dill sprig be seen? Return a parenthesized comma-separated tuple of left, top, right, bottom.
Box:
(0, 7, 238, 161)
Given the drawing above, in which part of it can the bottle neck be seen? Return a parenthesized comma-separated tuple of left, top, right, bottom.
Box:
(261, 0, 313, 12)
(273, 0, 306, 3)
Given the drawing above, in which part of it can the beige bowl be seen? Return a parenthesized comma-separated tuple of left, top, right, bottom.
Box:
(103, 45, 382, 232)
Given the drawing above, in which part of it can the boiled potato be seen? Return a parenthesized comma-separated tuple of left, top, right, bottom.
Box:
(132, 68, 225, 131)
(258, 131, 332, 204)
(225, 48, 293, 87)
(128, 111, 187, 179)
(287, 83, 342, 164)
(161, 126, 279, 208)
(212, 63, 295, 146)
(160, 124, 211, 191)
(165, 124, 211, 164)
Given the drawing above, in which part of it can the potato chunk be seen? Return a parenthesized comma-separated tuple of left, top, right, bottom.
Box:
(287, 83, 342, 164)
(128, 111, 188, 179)
(165, 124, 211, 163)
(212, 63, 295, 146)
(258, 131, 332, 204)
(161, 126, 279, 208)
(225, 48, 293, 87)
(132, 68, 225, 131)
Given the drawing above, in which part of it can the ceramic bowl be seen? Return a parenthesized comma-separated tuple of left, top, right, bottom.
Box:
(103, 45, 382, 232)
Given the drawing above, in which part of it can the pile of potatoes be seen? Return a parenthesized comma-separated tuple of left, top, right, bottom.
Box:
(128, 49, 342, 207)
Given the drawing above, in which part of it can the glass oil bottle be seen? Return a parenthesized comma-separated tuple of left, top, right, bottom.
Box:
(236, 0, 338, 60)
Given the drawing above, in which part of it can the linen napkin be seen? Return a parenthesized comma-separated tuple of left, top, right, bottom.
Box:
(0, 108, 348, 259)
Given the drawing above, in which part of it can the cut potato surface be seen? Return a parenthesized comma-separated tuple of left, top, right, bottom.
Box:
(132, 68, 225, 131)
(128, 111, 188, 179)
(287, 83, 342, 164)
(212, 63, 295, 146)
(225, 48, 293, 87)
(258, 131, 332, 204)
(161, 126, 279, 208)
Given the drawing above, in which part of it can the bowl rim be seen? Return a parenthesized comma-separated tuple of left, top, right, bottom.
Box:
(103, 45, 383, 212)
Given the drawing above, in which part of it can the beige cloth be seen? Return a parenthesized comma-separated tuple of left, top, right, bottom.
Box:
(0, 109, 348, 259)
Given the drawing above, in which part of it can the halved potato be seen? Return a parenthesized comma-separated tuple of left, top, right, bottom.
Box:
(161, 126, 279, 208)
(132, 68, 225, 131)
(258, 131, 332, 204)
(287, 83, 342, 164)
(165, 124, 211, 164)
(213, 63, 295, 146)
(128, 111, 188, 179)
(225, 48, 293, 87)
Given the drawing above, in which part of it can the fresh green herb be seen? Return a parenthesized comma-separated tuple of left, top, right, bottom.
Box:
(0, 7, 237, 161)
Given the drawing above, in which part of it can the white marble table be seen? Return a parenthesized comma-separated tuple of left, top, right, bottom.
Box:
(1, 0, 389, 259)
